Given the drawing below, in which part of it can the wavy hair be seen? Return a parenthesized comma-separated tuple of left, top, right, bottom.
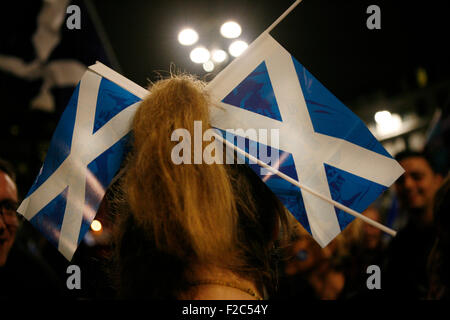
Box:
(109, 75, 291, 299)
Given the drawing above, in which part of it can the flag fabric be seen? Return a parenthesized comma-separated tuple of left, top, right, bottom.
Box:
(17, 64, 146, 260)
(206, 33, 404, 247)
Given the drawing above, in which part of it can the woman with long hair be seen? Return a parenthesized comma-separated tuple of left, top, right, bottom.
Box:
(108, 75, 292, 299)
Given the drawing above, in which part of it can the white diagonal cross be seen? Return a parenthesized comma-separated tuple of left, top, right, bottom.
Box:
(207, 34, 404, 246)
(17, 70, 140, 259)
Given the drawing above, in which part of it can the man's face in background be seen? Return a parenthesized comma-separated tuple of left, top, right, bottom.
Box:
(0, 171, 18, 266)
(395, 156, 443, 211)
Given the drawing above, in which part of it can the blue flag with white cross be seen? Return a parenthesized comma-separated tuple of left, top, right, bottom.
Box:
(206, 33, 404, 247)
(17, 64, 147, 260)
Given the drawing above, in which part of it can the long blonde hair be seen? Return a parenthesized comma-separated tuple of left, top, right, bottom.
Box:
(111, 75, 290, 298)
(125, 75, 238, 262)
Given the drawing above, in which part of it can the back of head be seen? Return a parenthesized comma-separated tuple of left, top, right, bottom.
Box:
(394, 150, 435, 172)
(110, 75, 291, 299)
(124, 76, 238, 262)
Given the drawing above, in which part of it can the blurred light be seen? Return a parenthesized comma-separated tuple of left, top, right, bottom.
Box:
(375, 110, 402, 136)
(203, 61, 214, 72)
(90, 219, 102, 232)
(220, 21, 241, 39)
(178, 28, 199, 46)
(229, 40, 248, 57)
(374, 110, 392, 125)
(190, 47, 210, 63)
(409, 132, 426, 151)
(416, 67, 428, 88)
(211, 49, 227, 63)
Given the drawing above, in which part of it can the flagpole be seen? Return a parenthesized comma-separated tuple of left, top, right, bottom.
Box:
(264, 0, 303, 34)
(213, 132, 397, 237)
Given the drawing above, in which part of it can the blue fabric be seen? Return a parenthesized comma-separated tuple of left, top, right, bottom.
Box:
(93, 78, 141, 133)
(222, 61, 282, 121)
(218, 129, 312, 234)
(26, 85, 79, 197)
(324, 163, 387, 231)
(30, 187, 68, 249)
(292, 56, 392, 158)
(24, 75, 140, 252)
(219, 53, 393, 237)
(79, 133, 130, 245)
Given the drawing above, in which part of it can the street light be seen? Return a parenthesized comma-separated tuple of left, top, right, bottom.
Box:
(190, 47, 210, 63)
(374, 110, 402, 136)
(90, 219, 102, 232)
(212, 49, 227, 63)
(203, 61, 215, 72)
(220, 21, 242, 39)
(229, 40, 248, 57)
(178, 28, 199, 46)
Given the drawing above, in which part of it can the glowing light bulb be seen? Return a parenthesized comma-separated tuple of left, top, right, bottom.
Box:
(229, 40, 248, 57)
(178, 28, 199, 46)
(90, 219, 102, 232)
(374, 110, 402, 136)
(203, 60, 214, 72)
(190, 47, 210, 63)
(374, 110, 392, 125)
(212, 49, 227, 63)
(220, 21, 242, 39)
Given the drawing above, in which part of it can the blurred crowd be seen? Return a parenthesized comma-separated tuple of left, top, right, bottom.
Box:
(274, 150, 448, 300)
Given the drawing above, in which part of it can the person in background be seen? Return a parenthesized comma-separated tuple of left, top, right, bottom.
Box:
(274, 222, 347, 300)
(0, 158, 64, 298)
(339, 206, 387, 299)
(0, 158, 19, 268)
(384, 150, 444, 299)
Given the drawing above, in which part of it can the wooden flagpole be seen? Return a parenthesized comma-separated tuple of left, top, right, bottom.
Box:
(265, 0, 303, 34)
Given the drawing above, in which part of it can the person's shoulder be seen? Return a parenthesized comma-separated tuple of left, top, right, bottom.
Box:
(185, 284, 262, 300)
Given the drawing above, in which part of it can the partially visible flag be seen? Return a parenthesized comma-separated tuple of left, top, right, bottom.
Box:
(206, 32, 404, 247)
(17, 63, 146, 260)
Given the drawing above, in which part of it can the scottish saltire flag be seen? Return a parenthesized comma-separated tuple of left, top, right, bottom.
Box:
(17, 63, 147, 260)
(206, 33, 405, 247)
